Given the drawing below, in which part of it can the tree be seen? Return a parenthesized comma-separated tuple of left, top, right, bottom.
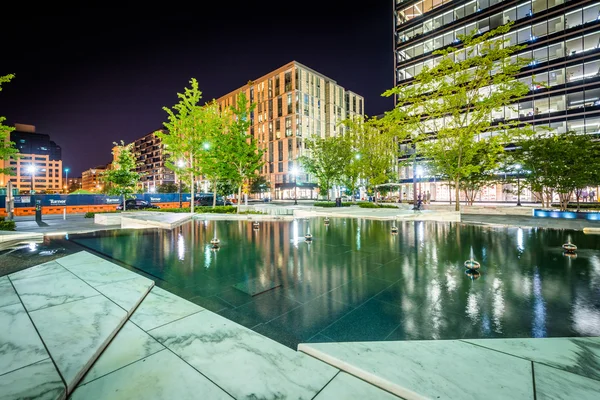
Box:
(249, 175, 270, 194)
(1, 74, 19, 175)
(102, 141, 141, 211)
(157, 182, 188, 193)
(220, 93, 265, 213)
(156, 79, 223, 213)
(382, 23, 533, 211)
(358, 117, 396, 204)
(515, 131, 600, 211)
(338, 117, 364, 201)
(298, 135, 348, 200)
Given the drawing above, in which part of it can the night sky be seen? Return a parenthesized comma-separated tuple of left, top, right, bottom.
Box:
(0, 3, 394, 176)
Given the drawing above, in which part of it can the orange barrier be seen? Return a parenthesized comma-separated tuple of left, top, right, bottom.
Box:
(0, 202, 191, 217)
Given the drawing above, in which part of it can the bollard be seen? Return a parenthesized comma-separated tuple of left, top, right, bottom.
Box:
(63, 207, 67, 220)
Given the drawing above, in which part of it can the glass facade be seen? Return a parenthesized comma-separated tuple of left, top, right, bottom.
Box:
(394, 0, 600, 202)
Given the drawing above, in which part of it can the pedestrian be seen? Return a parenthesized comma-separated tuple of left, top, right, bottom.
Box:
(426, 190, 431, 204)
(583, 189, 588, 202)
(591, 190, 596, 202)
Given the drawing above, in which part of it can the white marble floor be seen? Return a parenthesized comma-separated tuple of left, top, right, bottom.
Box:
(299, 337, 600, 400)
(0, 251, 153, 399)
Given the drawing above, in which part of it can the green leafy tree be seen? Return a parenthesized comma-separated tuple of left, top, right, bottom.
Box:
(1, 74, 19, 174)
(298, 135, 348, 200)
(156, 79, 223, 213)
(338, 117, 365, 201)
(383, 23, 533, 211)
(157, 182, 188, 193)
(102, 141, 141, 211)
(249, 175, 270, 194)
(359, 117, 396, 204)
(515, 131, 600, 211)
(220, 93, 265, 213)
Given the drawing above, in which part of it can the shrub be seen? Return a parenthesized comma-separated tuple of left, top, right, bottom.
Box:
(550, 203, 600, 210)
(85, 211, 120, 218)
(0, 217, 16, 231)
(314, 201, 351, 207)
(358, 203, 398, 209)
(240, 210, 266, 215)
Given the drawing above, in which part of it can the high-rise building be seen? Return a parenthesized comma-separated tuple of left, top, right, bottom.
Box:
(215, 61, 364, 200)
(0, 124, 64, 194)
(393, 0, 600, 202)
(130, 129, 175, 192)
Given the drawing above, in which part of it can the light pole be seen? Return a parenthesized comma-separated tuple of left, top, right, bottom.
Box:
(291, 166, 299, 205)
(515, 164, 522, 206)
(64, 167, 70, 193)
(177, 159, 185, 208)
(26, 165, 36, 194)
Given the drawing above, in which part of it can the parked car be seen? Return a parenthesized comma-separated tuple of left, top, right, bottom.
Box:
(194, 193, 233, 206)
(116, 199, 160, 210)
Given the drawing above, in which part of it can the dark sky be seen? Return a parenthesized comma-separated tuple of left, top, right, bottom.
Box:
(0, 3, 394, 176)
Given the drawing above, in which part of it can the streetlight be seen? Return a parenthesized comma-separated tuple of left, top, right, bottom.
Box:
(291, 166, 299, 205)
(515, 164, 522, 206)
(26, 165, 36, 194)
(64, 167, 70, 193)
(177, 159, 185, 208)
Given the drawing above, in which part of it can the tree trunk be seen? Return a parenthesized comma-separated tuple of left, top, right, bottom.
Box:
(576, 193, 581, 212)
(237, 185, 242, 214)
(123, 194, 126, 211)
(190, 171, 195, 214)
(212, 180, 217, 208)
(454, 178, 461, 212)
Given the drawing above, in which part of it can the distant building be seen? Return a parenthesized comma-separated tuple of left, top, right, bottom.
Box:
(215, 61, 364, 199)
(130, 129, 175, 192)
(67, 177, 82, 192)
(0, 124, 64, 194)
(81, 165, 108, 192)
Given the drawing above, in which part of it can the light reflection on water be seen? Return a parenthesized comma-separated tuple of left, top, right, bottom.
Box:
(70, 218, 600, 343)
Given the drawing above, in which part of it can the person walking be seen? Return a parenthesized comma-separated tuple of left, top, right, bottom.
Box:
(583, 189, 589, 202)
(591, 190, 596, 203)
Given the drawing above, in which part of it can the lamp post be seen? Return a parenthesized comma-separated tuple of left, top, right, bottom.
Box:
(26, 165, 36, 194)
(64, 168, 70, 193)
(177, 159, 185, 209)
(515, 164, 522, 206)
(291, 166, 299, 205)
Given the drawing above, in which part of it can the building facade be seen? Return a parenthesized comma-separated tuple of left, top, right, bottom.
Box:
(0, 124, 64, 194)
(81, 165, 108, 192)
(394, 0, 600, 202)
(215, 61, 364, 200)
(130, 129, 175, 193)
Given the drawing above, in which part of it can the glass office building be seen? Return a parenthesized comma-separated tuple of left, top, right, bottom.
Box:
(393, 0, 600, 202)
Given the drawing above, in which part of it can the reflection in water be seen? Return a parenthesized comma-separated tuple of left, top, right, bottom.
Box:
(532, 268, 546, 338)
(70, 218, 600, 342)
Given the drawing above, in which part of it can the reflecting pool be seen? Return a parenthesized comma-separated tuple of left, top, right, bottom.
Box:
(70, 218, 600, 348)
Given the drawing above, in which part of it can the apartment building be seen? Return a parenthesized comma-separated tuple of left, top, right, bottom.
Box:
(394, 0, 600, 202)
(81, 165, 108, 192)
(130, 129, 175, 192)
(215, 61, 364, 200)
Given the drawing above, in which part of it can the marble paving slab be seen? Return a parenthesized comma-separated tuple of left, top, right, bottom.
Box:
(150, 310, 338, 400)
(8, 260, 64, 283)
(94, 277, 154, 314)
(299, 340, 534, 400)
(53, 251, 106, 268)
(0, 302, 49, 376)
(80, 321, 164, 384)
(314, 372, 402, 399)
(58, 258, 140, 287)
(0, 358, 65, 400)
(0, 276, 20, 308)
(534, 363, 600, 400)
(130, 286, 203, 331)
(70, 349, 231, 400)
(463, 337, 600, 381)
(232, 276, 281, 296)
(29, 295, 127, 393)
(10, 268, 99, 312)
